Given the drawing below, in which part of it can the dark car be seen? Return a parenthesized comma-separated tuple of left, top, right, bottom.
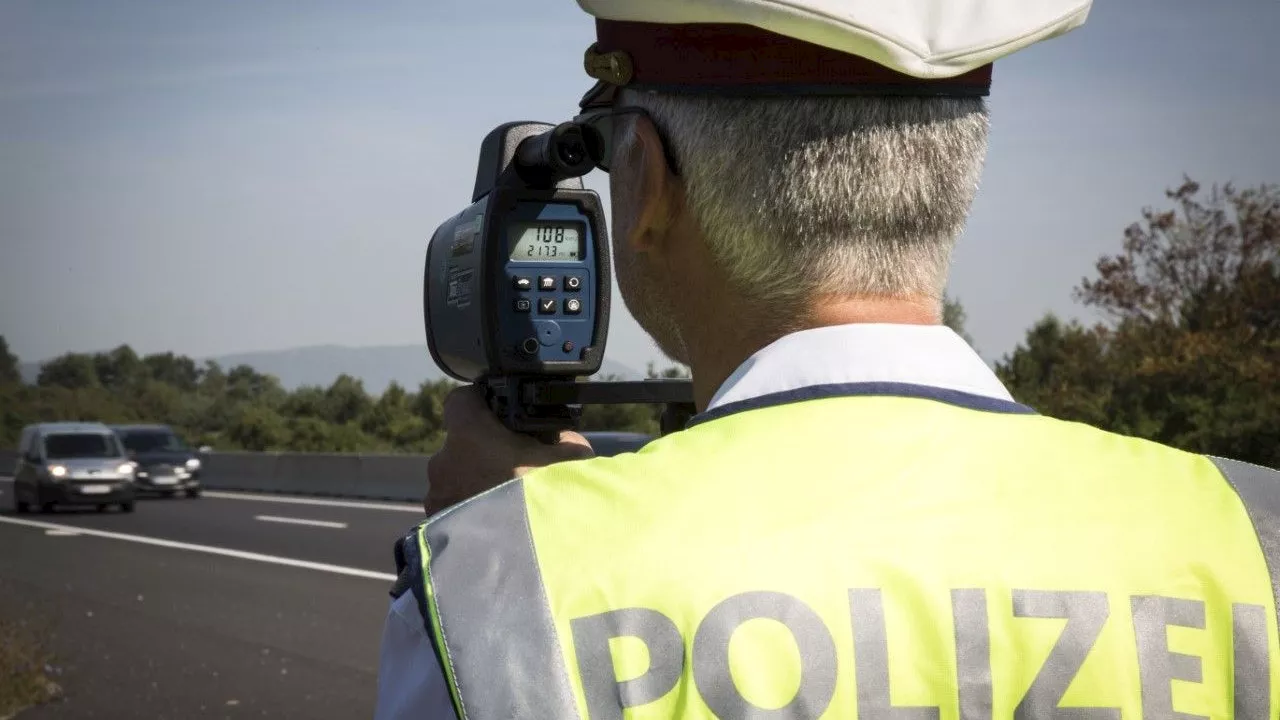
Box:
(13, 422, 138, 513)
(111, 424, 204, 498)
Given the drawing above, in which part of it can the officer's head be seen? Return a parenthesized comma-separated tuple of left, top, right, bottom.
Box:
(574, 2, 1092, 365)
(601, 85, 988, 364)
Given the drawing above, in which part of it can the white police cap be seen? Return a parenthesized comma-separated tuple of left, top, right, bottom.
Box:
(576, 0, 1092, 99)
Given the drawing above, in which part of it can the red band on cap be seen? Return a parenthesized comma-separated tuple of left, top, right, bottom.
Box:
(594, 19, 992, 94)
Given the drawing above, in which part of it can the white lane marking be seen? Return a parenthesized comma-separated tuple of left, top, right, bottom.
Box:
(202, 490, 422, 514)
(1, 480, 423, 515)
(46, 529, 82, 536)
(0, 516, 396, 582)
(254, 515, 348, 530)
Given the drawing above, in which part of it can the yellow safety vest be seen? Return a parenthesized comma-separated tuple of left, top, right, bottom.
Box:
(392, 385, 1280, 719)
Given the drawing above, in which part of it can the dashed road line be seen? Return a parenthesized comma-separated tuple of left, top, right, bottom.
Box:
(202, 490, 422, 514)
(0, 478, 422, 515)
(254, 514, 348, 529)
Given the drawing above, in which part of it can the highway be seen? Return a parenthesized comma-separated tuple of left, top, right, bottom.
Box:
(0, 477, 426, 719)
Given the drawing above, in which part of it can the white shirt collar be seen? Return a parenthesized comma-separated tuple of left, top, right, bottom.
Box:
(706, 323, 1015, 412)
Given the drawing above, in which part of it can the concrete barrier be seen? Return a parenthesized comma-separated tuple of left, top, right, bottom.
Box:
(200, 452, 279, 491)
(2, 430, 650, 503)
(199, 451, 428, 503)
(358, 455, 431, 503)
(0, 447, 428, 502)
(194, 430, 649, 501)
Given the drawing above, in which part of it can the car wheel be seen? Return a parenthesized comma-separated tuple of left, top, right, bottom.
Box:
(185, 488, 201, 499)
(41, 502, 56, 514)
(120, 501, 136, 513)
(15, 501, 29, 514)
(163, 491, 177, 499)
(96, 504, 108, 513)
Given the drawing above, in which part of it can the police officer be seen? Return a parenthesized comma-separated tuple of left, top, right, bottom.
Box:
(376, 0, 1280, 716)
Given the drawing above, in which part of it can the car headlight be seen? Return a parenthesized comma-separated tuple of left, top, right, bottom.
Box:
(117, 463, 135, 475)
(186, 458, 201, 470)
(48, 465, 67, 478)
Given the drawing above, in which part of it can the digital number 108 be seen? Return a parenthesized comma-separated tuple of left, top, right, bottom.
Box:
(535, 227, 566, 243)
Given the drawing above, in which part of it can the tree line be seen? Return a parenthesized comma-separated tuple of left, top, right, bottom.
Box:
(996, 179, 1278, 468)
(1, 178, 1275, 466)
(0, 339, 691, 454)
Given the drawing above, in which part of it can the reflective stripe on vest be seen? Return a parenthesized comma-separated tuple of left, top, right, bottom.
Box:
(1211, 455, 1280, 720)
(413, 480, 579, 719)
(408, 393, 1280, 719)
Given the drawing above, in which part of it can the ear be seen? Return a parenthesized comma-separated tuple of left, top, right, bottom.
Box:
(618, 114, 682, 255)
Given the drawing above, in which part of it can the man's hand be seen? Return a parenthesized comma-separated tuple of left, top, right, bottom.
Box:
(424, 385, 595, 515)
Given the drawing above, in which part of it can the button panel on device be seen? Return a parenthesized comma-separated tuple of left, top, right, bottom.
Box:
(507, 264, 588, 360)
(512, 277, 588, 318)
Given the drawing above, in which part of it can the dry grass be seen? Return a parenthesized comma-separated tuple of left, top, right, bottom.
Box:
(0, 594, 61, 719)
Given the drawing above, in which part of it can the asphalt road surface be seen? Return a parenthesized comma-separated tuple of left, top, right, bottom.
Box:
(0, 477, 428, 719)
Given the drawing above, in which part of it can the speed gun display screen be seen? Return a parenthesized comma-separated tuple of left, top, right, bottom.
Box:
(509, 222, 582, 262)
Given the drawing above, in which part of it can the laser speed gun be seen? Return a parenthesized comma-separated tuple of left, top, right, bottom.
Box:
(423, 120, 695, 439)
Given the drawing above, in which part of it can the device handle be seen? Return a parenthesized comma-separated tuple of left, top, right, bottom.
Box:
(482, 376, 581, 437)
(480, 376, 697, 440)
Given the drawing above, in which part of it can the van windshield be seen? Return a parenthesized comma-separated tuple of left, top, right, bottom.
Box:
(118, 430, 187, 454)
(44, 433, 122, 460)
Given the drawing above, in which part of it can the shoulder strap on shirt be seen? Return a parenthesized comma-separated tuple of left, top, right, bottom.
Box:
(386, 522, 462, 718)
(389, 528, 418, 601)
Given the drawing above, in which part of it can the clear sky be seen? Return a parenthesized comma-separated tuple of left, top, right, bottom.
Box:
(2, 0, 1277, 370)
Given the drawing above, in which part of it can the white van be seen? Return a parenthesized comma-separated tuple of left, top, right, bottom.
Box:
(12, 422, 138, 514)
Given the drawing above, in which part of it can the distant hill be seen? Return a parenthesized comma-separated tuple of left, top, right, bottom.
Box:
(209, 344, 643, 391)
(20, 344, 644, 392)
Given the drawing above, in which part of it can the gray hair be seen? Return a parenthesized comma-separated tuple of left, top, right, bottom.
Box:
(616, 89, 991, 312)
